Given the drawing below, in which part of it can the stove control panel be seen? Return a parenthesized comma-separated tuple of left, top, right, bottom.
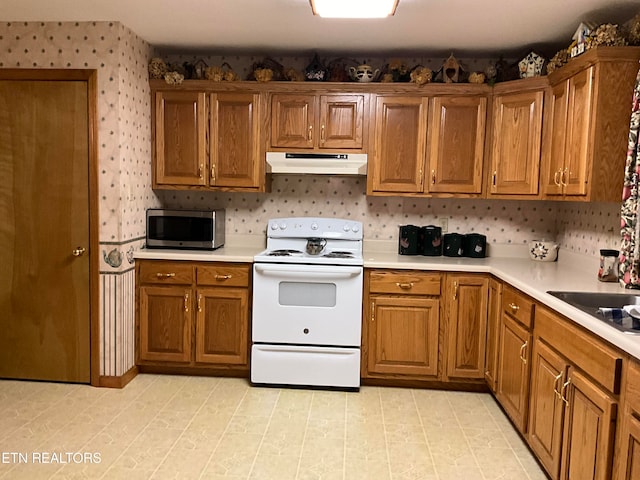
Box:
(266, 217, 363, 240)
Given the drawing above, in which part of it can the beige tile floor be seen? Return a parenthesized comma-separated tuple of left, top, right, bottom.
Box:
(0, 374, 548, 479)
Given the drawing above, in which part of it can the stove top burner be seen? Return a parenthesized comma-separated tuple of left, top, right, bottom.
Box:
(266, 249, 303, 257)
(322, 251, 355, 258)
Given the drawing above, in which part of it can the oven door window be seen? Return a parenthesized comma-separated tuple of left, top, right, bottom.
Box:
(279, 282, 336, 307)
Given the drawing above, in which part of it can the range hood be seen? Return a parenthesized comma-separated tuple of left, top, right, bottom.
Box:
(266, 152, 367, 175)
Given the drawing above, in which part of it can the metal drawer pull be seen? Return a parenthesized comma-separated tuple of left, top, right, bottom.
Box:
(215, 274, 232, 280)
(553, 373, 563, 399)
(519, 341, 528, 364)
(396, 282, 413, 290)
(508, 303, 520, 312)
(156, 273, 176, 278)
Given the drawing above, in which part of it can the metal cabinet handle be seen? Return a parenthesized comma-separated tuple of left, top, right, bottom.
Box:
(431, 169, 436, 184)
(308, 124, 313, 141)
(197, 294, 202, 312)
(214, 274, 232, 280)
(553, 372, 564, 399)
(561, 378, 571, 406)
(184, 293, 189, 312)
(453, 281, 458, 300)
(156, 272, 176, 278)
(519, 341, 528, 364)
(320, 124, 325, 143)
(371, 301, 375, 322)
(396, 282, 414, 290)
(553, 170, 561, 187)
(508, 303, 520, 313)
(72, 247, 86, 257)
(560, 168, 569, 187)
(211, 164, 216, 182)
(198, 164, 203, 179)
(492, 171, 497, 186)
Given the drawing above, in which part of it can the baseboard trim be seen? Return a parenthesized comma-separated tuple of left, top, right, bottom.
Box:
(98, 365, 138, 388)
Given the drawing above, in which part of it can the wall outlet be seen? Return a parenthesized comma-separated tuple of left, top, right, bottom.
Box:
(438, 217, 448, 233)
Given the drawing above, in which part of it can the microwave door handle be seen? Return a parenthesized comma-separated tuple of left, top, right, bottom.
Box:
(254, 265, 361, 278)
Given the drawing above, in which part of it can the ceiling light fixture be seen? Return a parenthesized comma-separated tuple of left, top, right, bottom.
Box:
(310, 0, 399, 18)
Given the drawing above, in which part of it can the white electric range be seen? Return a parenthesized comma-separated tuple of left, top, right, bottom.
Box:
(251, 217, 363, 389)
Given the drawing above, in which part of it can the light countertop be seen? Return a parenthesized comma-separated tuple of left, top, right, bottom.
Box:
(135, 238, 640, 361)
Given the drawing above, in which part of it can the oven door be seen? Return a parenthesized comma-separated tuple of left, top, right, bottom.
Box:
(252, 263, 363, 346)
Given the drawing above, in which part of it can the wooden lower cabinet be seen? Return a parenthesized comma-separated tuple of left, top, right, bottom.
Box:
(484, 278, 502, 391)
(444, 274, 488, 380)
(615, 360, 640, 480)
(367, 296, 439, 377)
(195, 287, 249, 365)
(139, 285, 192, 363)
(362, 269, 441, 380)
(496, 313, 531, 432)
(528, 337, 567, 479)
(561, 368, 617, 480)
(136, 260, 251, 373)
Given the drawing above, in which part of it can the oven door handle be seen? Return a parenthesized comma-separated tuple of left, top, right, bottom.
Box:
(254, 264, 361, 278)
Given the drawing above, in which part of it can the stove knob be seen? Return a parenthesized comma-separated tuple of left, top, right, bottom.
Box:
(352, 225, 360, 233)
(343, 224, 351, 232)
(279, 222, 287, 230)
(270, 223, 278, 230)
(311, 223, 318, 231)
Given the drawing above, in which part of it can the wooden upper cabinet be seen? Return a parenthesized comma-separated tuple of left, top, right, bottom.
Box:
(541, 47, 640, 201)
(270, 93, 366, 150)
(155, 90, 207, 186)
(488, 82, 545, 196)
(209, 92, 261, 188)
(270, 94, 315, 148)
(427, 95, 486, 194)
(369, 95, 428, 193)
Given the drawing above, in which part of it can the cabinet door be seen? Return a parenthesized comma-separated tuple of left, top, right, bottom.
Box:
(369, 96, 428, 193)
(528, 338, 568, 480)
(270, 94, 315, 148)
(496, 313, 531, 432)
(209, 92, 261, 189)
(563, 66, 595, 197)
(489, 90, 544, 195)
(155, 91, 207, 186)
(560, 368, 617, 480)
(367, 296, 439, 377)
(616, 412, 640, 480)
(195, 287, 249, 366)
(427, 96, 486, 194)
(485, 278, 502, 391)
(541, 81, 569, 196)
(319, 94, 365, 149)
(139, 286, 192, 363)
(445, 275, 488, 380)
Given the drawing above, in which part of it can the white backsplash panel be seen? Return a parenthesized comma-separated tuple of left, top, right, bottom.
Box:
(555, 202, 621, 256)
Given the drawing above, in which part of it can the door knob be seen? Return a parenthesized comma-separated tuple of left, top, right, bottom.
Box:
(72, 247, 86, 257)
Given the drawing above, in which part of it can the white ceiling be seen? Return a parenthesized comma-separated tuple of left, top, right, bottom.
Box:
(1, 0, 640, 56)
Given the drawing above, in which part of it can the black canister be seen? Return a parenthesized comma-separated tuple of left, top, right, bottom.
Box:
(464, 233, 487, 258)
(398, 225, 420, 255)
(443, 233, 464, 257)
(421, 225, 443, 256)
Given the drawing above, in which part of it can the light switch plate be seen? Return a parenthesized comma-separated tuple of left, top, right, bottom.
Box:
(438, 217, 448, 233)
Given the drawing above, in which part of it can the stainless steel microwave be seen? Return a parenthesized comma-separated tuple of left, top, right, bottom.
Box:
(146, 209, 225, 250)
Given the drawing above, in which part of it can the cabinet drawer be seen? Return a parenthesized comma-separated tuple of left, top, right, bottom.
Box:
(138, 261, 194, 285)
(197, 264, 250, 287)
(502, 285, 534, 329)
(369, 270, 441, 296)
